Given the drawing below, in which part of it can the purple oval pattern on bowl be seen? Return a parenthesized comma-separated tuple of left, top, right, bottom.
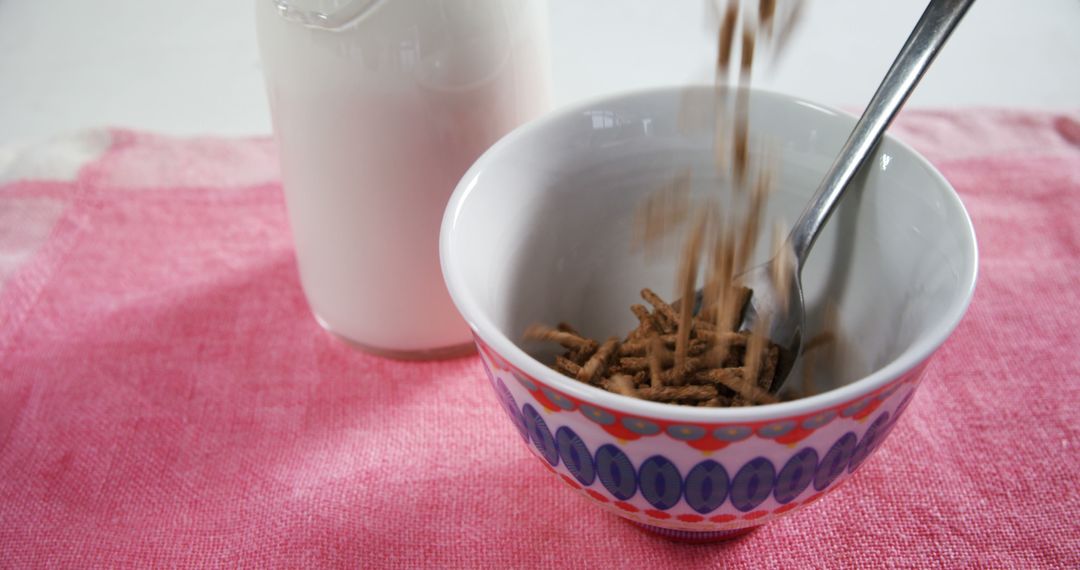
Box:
(476, 335, 927, 534)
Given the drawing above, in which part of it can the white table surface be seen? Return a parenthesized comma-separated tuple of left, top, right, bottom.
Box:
(1, 0, 1077, 148)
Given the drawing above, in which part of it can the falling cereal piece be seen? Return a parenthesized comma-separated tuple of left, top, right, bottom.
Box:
(674, 212, 709, 384)
(719, 285, 752, 333)
(721, 1, 738, 75)
(717, 2, 739, 76)
(740, 22, 756, 78)
(704, 225, 736, 328)
(759, 0, 776, 36)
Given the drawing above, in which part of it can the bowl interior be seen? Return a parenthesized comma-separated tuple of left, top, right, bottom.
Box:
(443, 86, 976, 402)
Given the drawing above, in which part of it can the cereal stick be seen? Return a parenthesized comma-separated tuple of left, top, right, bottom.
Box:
(641, 289, 678, 332)
(717, 2, 739, 76)
(740, 22, 756, 78)
(605, 374, 639, 399)
(618, 356, 657, 372)
(619, 338, 651, 356)
(733, 113, 749, 186)
(695, 367, 778, 404)
(523, 324, 596, 352)
(693, 316, 716, 331)
(760, 344, 780, 392)
(622, 347, 706, 373)
(759, 0, 776, 37)
(567, 345, 594, 366)
(732, 24, 755, 186)
(704, 227, 739, 366)
(629, 304, 660, 338)
(674, 212, 709, 384)
(555, 355, 582, 377)
(699, 213, 726, 324)
(577, 337, 620, 384)
(714, 101, 732, 175)
(699, 223, 734, 326)
(639, 385, 718, 402)
(660, 357, 708, 385)
(556, 322, 581, 336)
(620, 334, 674, 355)
(710, 226, 736, 328)
(620, 334, 710, 355)
(648, 336, 666, 388)
(699, 330, 748, 348)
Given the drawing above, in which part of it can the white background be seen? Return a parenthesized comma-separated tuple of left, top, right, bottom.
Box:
(1, 0, 1078, 147)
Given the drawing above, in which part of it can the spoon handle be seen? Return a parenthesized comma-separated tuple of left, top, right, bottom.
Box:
(788, 0, 974, 266)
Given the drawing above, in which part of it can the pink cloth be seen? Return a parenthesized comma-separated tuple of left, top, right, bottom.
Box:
(1, 113, 1078, 568)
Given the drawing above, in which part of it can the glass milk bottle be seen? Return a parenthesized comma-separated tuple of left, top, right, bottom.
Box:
(256, 0, 550, 359)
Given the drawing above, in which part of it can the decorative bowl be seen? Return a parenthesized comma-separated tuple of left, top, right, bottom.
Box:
(440, 86, 978, 541)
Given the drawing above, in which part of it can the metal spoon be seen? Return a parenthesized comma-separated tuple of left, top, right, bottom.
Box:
(731, 0, 974, 392)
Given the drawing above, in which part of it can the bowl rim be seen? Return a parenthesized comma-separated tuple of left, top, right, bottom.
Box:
(440, 84, 979, 422)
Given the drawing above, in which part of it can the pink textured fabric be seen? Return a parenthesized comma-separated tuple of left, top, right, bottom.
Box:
(1, 113, 1079, 568)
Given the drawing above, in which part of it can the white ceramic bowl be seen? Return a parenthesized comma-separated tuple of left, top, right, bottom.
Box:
(440, 86, 977, 541)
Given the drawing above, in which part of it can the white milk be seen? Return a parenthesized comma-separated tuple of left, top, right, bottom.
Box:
(256, 0, 550, 358)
